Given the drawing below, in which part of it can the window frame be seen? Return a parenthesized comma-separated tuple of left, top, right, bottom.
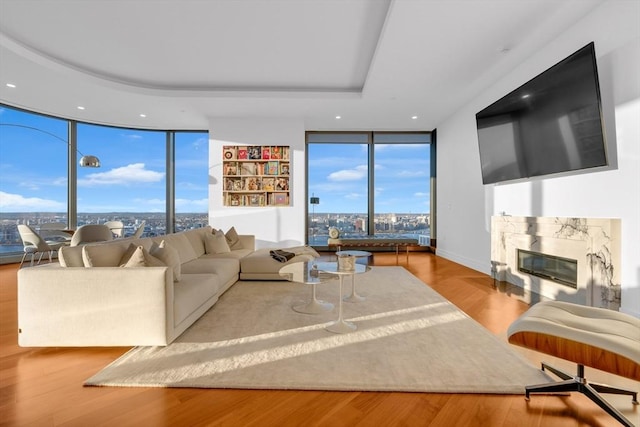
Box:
(305, 130, 435, 249)
(0, 104, 208, 263)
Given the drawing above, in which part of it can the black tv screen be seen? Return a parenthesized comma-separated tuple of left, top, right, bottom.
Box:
(476, 42, 607, 184)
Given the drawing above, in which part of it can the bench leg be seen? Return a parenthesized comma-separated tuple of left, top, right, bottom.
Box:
(526, 363, 637, 427)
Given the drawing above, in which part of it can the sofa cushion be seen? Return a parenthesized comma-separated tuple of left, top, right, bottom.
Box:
(173, 274, 219, 326)
(150, 240, 181, 281)
(240, 246, 319, 275)
(183, 227, 208, 258)
(182, 256, 239, 278)
(118, 244, 165, 268)
(83, 243, 128, 267)
(121, 245, 148, 267)
(225, 226, 243, 250)
(200, 248, 253, 260)
(159, 233, 198, 264)
(59, 245, 83, 267)
(204, 230, 231, 254)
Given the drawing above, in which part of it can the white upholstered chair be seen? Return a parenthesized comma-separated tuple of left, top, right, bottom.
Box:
(70, 224, 114, 246)
(104, 220, 125, 238)
(17, 224, 67, 268)
(39, 222, 72, 244)
(132, 221, 146, 238)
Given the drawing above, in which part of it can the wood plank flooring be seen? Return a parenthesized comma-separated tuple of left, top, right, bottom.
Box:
(1, 253, 637, 426)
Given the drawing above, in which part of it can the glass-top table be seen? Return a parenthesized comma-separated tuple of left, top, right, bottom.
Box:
(280, 261, 370, 333)
(336, 250, 371, 302)
(314, 261, 370, 334)
(279, 261, 337, 314)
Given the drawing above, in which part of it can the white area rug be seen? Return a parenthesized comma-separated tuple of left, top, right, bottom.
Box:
(85, 266, 550, 393)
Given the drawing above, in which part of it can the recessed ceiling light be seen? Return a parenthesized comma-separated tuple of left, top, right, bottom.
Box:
(335, 115, 341, 120)
(6, 83, 16, 88)
(77, 106, 85, 110)
(521, 94, 531, 99)
(411, 116, 418, 120)
(139, 114, 147, 118)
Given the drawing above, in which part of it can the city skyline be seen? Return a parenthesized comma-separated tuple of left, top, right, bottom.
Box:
(0, 211, 430, 254)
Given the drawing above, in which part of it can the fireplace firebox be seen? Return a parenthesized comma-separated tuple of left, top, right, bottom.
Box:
(517, 249, 578, 289)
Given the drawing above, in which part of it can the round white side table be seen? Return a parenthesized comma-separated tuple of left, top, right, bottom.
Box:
(279, 261, 335, 314)
(336, 250, 371, 302)
(315, 261, 370, 333)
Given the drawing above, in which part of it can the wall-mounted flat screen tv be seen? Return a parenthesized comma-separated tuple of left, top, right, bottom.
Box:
(476, 42, 607, 185)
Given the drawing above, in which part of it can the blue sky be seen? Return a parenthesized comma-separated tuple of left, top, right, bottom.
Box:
(0, 106, 208, 213)
(1, 106, 430, 214)
(308, 143, 430, 214)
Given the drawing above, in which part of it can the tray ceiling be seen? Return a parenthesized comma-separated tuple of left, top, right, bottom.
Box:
(0, 0, 604, 130)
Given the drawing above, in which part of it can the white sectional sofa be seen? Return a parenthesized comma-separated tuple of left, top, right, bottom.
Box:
(240, 245, 320, 280)
(17, 226, 254, 347)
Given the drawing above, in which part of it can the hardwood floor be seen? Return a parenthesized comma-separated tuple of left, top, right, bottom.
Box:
(1, 253, 637, 426)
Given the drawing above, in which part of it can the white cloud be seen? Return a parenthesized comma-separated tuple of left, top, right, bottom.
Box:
(328, 165, 367, 181)
(414, 192, 429, 197)
(78, 163, 164, 187)
(0, 191, 65, 211)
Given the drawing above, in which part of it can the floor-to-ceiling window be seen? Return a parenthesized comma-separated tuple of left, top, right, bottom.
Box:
(0, 107, 69, 254)
(0, 104, 208, 261)
(174, 131, 209, 231)
(77, 123, 167, 237)
(306, 131, 432, 247)
(372, 132, 431, 245)
(307, 133, 370, 246)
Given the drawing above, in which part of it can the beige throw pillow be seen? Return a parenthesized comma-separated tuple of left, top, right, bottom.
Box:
(150, 240, 181, 281)
(225, 226, 243, 250)
(119, 243, 166, 268)
(83, 244, 127, 267)
(204, 230, 231, 254)
(121, 245, 147, 267)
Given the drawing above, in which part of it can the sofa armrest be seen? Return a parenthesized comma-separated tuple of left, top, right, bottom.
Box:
(18, 266, 174, 347)
(238, 234, 255, 251)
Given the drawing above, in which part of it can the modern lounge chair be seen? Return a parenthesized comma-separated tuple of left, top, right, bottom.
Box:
(70, 224, 114, 246)
(508, 300, 640, 427)
(17, 224, 68, 268)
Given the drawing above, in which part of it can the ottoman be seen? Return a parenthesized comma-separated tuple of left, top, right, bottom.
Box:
(239, 245, 320, 280)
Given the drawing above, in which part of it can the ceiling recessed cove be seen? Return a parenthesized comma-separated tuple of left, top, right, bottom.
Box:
(0, 1, 391, 95)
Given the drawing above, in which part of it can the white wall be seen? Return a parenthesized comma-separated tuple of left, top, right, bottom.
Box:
(208, 117, 307, 248)
(436, 1, 640, 316)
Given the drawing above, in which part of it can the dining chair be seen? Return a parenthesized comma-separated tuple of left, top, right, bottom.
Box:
(70, 224, 114, 246)
(104, 220, 125, 238)
(132, 221, 146, 238)
(39, 222, 73, 243)
(17, 224, 67, 268)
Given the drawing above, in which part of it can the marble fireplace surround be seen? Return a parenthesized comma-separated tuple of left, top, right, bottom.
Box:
(491, 216, 621, 309)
